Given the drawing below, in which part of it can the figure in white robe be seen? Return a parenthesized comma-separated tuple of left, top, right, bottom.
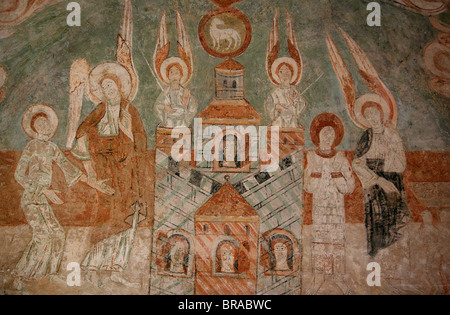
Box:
(265, 64, 306, 128)
(155, 65, 198, 128)
(153, 12, 197, 129)
(14, 139, 82, 280)
(352, 106, 410, 257)
(14, 104, 105, 287)
(265, 10, 306, 129)
(304, 117, 355, 295)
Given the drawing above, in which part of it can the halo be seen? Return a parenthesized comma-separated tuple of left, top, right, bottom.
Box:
(89, 62, 132, 102)
(310, 113, 345, 149)
(424, 42, 450, 79)
(271, 57, 300, 86)
(22, 104, 58, 140)
(160, 57, 190, 86)
(198, 7, 252, 59)
(354, 94, 391, 129)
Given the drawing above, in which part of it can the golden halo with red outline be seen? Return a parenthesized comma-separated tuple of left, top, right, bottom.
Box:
(271, 57, 301, 86)
(198, 7, 252, 59)
(89, 62, 132, 102)
(354, 94, 391, 129)
(22, 104, 59, 140)
(310, 113, 345, 149)
(160, 57, 190, 86)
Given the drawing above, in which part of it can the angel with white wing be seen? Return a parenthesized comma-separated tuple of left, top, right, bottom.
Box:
(327, 27, 410, 258)
(153, 11, 198, 128)
(66, 0, 148, 283)
(264, 9, 307, 129)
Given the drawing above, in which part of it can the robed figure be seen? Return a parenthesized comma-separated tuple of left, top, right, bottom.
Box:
(265, 9, 307, 128)
(153, 11, 197, 128)
(327, 26, 410, 257)
(66, 0, 148, 282)
(304, 113, 355, 294)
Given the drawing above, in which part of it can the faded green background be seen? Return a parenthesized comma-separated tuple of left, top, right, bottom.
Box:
(0, 0, 448, 151)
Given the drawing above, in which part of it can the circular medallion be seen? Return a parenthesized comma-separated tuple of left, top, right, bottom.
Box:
(199, 7, 252, 59)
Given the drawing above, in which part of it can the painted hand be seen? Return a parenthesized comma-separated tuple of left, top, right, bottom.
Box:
(181, 89, 191, 108)
(43, 189, 64, 205)
(275, 104, 287, 113)
(376, 178, 399, 195)
(165, 103, 176, 114)
(93, 178, 115, 196)
(84, 175, 115, 196)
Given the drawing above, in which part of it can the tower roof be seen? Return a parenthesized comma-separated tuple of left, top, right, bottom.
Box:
(197, 98, 261, 125)
(195, 182, 259, 222)
(216, 59, 245, 71)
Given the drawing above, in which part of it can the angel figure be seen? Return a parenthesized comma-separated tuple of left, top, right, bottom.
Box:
(153, 12, 198, 128)
(327, 27, 410, 258)
(13, 104, 110, 290)
(304, 113, 355, 295)
(264, 9, 307, 129)
(66, 0, 148, 287)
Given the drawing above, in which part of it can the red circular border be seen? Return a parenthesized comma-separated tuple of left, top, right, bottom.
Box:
(198, 7, 252, 59)
(310, 113, 345, 149)
(209, 0, 244, 7)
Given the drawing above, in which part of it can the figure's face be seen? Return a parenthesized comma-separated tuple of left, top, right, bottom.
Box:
(273, 243, 288, 262)
(34, 117, 52, 139)
(278, 65, 293, 86)
(221, 247, 235, 266)
(364, 106, 383, 129)
(168, 66, 182, 84)
(319, 126, 335, 150)
(171, 244, 185, 264)
(101, 79, 121, 102)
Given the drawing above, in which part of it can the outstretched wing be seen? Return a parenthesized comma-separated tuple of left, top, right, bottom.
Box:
(153, 12, 170, 84)
(67, 58, 92, 149)
(285, 10, 303, 85)
(337, 26, 398, 127)
(326, 32, 358, 126)
(266, 9, 280, 85)
(117, 0, 138, 101)
(176, 11, 193, 85)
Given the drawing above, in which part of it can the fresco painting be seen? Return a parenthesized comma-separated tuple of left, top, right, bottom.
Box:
(0, 0, 448, 295)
